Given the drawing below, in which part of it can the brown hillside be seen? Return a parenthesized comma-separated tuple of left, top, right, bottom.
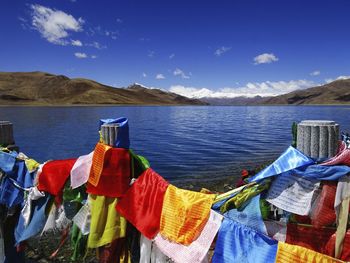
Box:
(262, 79, 350, 105)
(0, 72, 207, 105)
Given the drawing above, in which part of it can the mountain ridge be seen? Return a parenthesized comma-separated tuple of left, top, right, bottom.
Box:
(0, 71, 207, 106)
(202, 79, 350, 105)
(1, 71, 350, 106)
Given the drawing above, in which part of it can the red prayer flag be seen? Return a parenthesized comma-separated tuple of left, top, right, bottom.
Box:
(86, 148, 131, 198)
(115, 168, 169, 239)
(38, 159, 77, 196)
(324, 231, 350, 261)
(286, 223, 335, 255)
(310, 182, 337, 228)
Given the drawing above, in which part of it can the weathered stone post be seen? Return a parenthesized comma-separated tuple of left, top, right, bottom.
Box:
(296, 120, 339, 159)
(101, 123, 119, 146)
(0, 121, 18, 151)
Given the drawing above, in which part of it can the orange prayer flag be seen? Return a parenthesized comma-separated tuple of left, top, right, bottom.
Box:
(276, 242, 344, 263)
(160, 184, 215, 245)
(88, 143, 112, 186)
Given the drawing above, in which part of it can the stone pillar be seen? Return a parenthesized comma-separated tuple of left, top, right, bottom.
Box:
(101, 123, 119, 146)
(297, 120, 339, 158)
(0, 121, 18, 151)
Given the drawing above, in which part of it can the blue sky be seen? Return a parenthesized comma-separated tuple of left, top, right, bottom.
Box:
(1, 0, 350, 97)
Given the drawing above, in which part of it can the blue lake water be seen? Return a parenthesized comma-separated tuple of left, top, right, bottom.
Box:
(0, 106, 349, 186)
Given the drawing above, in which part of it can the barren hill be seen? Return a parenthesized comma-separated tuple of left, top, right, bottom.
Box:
(262, 79, 350, 105)
(0, 72, 207, 105)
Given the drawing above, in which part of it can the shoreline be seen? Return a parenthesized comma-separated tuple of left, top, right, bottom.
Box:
(1, 103, 350, 107)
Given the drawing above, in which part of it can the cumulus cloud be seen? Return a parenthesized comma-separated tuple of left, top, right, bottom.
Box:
(71, 39, 82, 46)
(169, 53, 175, 59)
(91, 55, 97, 59)
(170, 79, 317, 98)
(214, 46, 231, 56)
(310, 70, 320, 76)
(86, 41, 106, 49)
(148, 50, 155, 58)
(74, 52, 87, 58)
(142, 72, 147, 78)
(156, 74, 165, 80)
(254, 53, 279, 64)
(30, 4, 84, 45)
(173, 68, 190, 79)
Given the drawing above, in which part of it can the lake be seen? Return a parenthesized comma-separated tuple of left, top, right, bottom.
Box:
(0, 105, 349, 187)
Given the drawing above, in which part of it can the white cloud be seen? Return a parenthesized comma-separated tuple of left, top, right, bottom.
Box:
(116, 18, 123, 23)
(30, 4, 84, 45)
(214, 46, 231, 56)
(105, 30, 119, 40)
(74, 52, 87, 58)
(254, 53, 279, 64)
(86, 41, 106, 49)
(18, 16, 30, 29)
(142, 72, 147, 78)
(71, 39, 82, 46)
(156, 74, 165, 80)
(148, 50, 155, 58)
(169, 53, 175, 59)
(325, 75, 350, 83)
(173, 68, 190, 79)
(310, 70, 320, 76)
(170, 79, 317, 98)
(91, 55, 97, 59)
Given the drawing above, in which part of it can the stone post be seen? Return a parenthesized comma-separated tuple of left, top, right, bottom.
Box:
(0, 121, 18, 151)
(296, 120, 339, 159)
(101, 123, 119, 146)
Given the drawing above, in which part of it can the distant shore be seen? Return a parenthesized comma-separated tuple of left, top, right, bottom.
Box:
(1, 103, 350, 107)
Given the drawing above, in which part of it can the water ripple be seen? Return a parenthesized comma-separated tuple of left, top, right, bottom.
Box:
(1, 105, 349, 184)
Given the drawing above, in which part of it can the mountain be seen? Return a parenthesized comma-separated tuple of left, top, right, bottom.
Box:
(262, 79, 350, 105)
(201, 79, 350, 105)
(202, 96, 268, 105)
(0, 72, 207, 105)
